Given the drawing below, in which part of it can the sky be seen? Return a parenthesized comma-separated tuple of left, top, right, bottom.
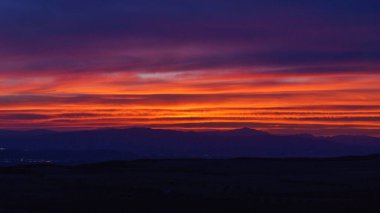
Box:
(0, 0, 380, 136)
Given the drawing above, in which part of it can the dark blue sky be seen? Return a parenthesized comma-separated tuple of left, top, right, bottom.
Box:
(0, 0, 379, 73)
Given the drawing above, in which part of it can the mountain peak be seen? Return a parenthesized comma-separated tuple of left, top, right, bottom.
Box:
(228, 127, 269, 136)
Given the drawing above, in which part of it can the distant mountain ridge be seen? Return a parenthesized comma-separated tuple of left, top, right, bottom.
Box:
(0, 128, 380, 159)
(203, 127, 270, 136)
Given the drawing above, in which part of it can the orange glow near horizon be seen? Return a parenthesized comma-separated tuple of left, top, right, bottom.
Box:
(1, 70, 380, 136)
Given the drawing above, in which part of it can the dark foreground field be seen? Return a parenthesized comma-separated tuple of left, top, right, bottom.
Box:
(1, 156, 380, 213)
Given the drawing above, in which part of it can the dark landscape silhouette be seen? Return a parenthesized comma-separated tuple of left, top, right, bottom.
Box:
(1, 128, 380, 165)
(1, 156, 380, 212)
(1, 128, 380, 212)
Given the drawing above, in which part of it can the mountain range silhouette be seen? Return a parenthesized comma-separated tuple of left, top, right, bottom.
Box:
(1, 128, 380, 160)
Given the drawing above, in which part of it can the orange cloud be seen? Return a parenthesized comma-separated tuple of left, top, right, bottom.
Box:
(1, 69, 380, 136)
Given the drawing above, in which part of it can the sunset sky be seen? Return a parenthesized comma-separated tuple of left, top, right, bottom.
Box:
(1, 0, 380, 136)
